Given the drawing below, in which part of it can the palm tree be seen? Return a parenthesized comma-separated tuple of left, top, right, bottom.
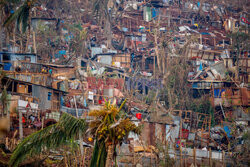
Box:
(9, 112, 87, 167)
(88, 99, 140, 167)
(0, 0, 21, 50)
(2, 0, 37, 52)
(3, 0, 36, 33)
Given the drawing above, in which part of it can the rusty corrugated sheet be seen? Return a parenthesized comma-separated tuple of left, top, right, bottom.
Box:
(149, 123, 155, 146)
(241, 88, 249, 106)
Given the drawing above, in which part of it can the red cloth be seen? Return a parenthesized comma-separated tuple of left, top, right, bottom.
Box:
(136, 113, 142, 120)
(22, 117, 26, 123)
(181, 129, 189, 139)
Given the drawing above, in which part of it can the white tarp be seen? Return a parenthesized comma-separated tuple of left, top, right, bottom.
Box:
(18, 100, 38, 109)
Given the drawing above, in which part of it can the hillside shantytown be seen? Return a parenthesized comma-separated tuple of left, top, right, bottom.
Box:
(0, 0, 249, 166)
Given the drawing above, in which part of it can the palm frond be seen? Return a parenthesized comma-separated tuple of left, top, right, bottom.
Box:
(9, 113, 87, 167)
(21, 5, 29, 33)
(58, 112, 87, 135)
(119, 98, 127, 111)
(90, 140, 107, 167)
(3, 0, 37, 33)
(3, 4, 25, 27)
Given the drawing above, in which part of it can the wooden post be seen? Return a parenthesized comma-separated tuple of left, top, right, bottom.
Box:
(209, 147, 212, 166)
(133, 145, 136, 166)
(180, 145, 182, 167)
(150, 148, 153, 166)
(41, 116, 44, 129)
(64, 151, 69, 167)
(200, 34, 202, 45)
(208, 115, 212, 147)
(172, 141, 176, 161)
(193, 147, 196, 166)
(32, 31, 37, 54)
(5, 137, 9, 149)
(130, 19, 132, 32)
(168, 12, 170, 27)
(180, 118, 182, 167)
(184, 146, 187, 167)
(153, 55, 155, 78)
(82, 147, 87, 166)
(12, 81, 14, 93)
(25, 27, 30, 52)
(74, 96, 84, 156)
(222, 150, 225, 167)
(19, 110, 23, 139)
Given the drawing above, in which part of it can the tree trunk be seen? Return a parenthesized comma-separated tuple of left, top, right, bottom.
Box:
(167, 87, 173, 110)
(154, 15, 162, 76)
(154, 29, 161, 75)
(105, 17, 112, 49)
(6, 31, 10, 50)
(73, 96, 84, 156)
(32, 31, 37, 54)
(105, 144, 114, 167)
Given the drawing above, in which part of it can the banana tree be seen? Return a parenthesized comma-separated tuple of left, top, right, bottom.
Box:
(88, 99, 141, 167)
(9, 112, 87, 167)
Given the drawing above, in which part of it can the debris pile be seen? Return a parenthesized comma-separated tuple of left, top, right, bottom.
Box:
(0, 0, 249, 166)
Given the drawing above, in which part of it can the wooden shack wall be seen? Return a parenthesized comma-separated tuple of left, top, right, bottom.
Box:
(112, 54, 130, 68)
(32, 85, 51, 110)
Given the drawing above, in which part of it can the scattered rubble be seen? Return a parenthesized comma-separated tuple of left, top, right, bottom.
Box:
(0, 0, 249, 166)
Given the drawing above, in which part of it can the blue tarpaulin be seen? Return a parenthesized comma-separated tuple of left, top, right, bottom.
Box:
(192, 83, 198, 88)
(200, 32, 210, 35)
(3, 63, 12, 71)
(48, 92, 52, 101)
(59, 50, 66, 55)
(60, 96, 64, 106)
(55, 50, 67, 58)
(224, 126, 232, 138)
(152, 8, 159, 19)
(214, 89, 225, 98)
(84, 98, 87, 107)
(197, 2, 201, 7)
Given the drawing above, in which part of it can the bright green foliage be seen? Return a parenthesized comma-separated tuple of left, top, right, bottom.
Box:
(91, 140, 107, 167)
(89, 99, 140, 167)
(9, 113, 87, 167)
